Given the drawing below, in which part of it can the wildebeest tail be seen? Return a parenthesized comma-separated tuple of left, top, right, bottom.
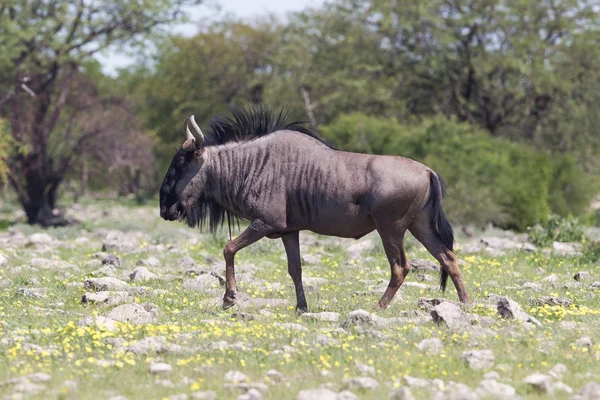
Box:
(429, 171, 454, 292)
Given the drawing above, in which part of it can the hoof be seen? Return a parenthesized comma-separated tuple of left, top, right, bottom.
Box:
(222, 300, 236, 310)
(373, 302, 387, 311)
(296, 306, 308, 315)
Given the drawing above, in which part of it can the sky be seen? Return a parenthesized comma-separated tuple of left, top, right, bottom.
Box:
(96, 0, 324, 75)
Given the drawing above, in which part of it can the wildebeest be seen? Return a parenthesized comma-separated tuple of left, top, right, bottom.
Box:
(159, 108, 469, 311)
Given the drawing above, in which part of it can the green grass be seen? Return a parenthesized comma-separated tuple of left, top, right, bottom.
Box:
(0, 203, 599, 399)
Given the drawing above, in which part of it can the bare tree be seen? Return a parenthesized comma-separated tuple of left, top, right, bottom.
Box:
(0, 0, 198, 225)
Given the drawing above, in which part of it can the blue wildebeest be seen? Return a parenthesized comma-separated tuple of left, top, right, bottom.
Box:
(159, 108, 469, 311)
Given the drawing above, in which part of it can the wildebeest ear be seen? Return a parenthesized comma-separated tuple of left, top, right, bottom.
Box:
(182, 138, 196, 152)
(183, 115, 204, 150)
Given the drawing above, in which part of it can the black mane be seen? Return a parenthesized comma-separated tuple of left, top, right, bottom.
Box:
(184, 107, 333, 234)
(203, 106, 333, 148)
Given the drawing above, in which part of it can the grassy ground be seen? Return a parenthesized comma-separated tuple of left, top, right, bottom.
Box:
(0, 200, 599, 399)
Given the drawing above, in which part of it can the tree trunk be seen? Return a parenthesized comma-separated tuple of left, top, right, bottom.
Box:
(13, 152, 67, 226)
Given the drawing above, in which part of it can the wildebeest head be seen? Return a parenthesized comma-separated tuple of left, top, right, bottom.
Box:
(159, 116, 206, 221)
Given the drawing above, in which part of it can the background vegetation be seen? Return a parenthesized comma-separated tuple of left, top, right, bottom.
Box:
(1, 0, 599, 231)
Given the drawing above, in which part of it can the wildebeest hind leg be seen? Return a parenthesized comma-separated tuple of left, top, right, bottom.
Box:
(374, 227, 410, 310)
(409, 212, 470, 303)
(222, 219, 277, 309)
(282, 231, 308, 313)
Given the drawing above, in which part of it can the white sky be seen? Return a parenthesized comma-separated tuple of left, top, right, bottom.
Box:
(96, 0, 324, 75)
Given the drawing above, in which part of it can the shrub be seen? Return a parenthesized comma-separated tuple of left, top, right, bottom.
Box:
(527, 214, 587, 247)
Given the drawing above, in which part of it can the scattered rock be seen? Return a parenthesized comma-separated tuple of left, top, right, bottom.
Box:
(0, 253, 8, 266)
(237, 388, 263, 400)
(417, 298, 446, 311)
(78, 316, 118, 331)
(553, 241, 582, 256)
(150, 362, 172, 376)
(179, 256, 198, 269)
(574, 271, 592, 282)
(388, 387, 415, 400)
(554, 381, 573, 394)
(138, 256, 160, 267)
(338, 391, 359, 400)
(410, 259, 439, 272)
(476, 379, 516, 398)
(340, 309, 388, 329)
(129, 266, 156, 282)
(574, 336, 593, 349)
(574, 382, 600, 399)
(296, 388, 338, 400)
(496, 296, 542, 327)
(28, 232, 53, 245)
(126, 337, 170, 355)
(431, 301, 475, 330)
(266, 369, 283, 383)
(191, 391, 217, 400)
(301, 312, 341, 322)
(462, 350, 494, 370)
(84, 277, 128, 292)
(549, 364, 568, 380)
(102, 254, 121, 267)
(355, 363, 375, 376)
(542, 274, 559, 285)
(524, 373, 554, 393)
(530, 296, 573, 307)
(417, 338, 444, 354)
(81, 291, 131, 306)
(224, 370, 248, 383)
(184, 274, 222, 291)
(342, 377, 379, 391)
(17, 287, 48, 298)
(108, 303, 156, 324)
(403, 376, 429, 388)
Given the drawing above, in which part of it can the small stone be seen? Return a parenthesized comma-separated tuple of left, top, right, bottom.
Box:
(342, 377, 379, 390)
(102, 254, 121, 267)
(266, 369, 283, 383)
(549, 363, 568, 380)
(574, 336, 593, 349)
(78, 316, 117, 331)
(411, 259, 439, 272)
(28, 232, 53, 244)
(129, 266, 156, 282)
(355, 363, 375, 376)
(574, 271, 591, 281)
(417, 338, 444, 354)
(301, 312, 341, 322)
(138, 256, 160, 267)
(497, 296, 542, 327)
(168, 395, 188, 400)
(483, 371, 500, 380)
(84, 277, 128, 292)
(575, 382, 600, 399)
(150, 362, 172, 376)
(340, 309, 388, 329)
(108, 303, 155, 324)
(338, 390, 359, 400)
(388, 387, 415, 400)
(81, 291, 131, 306)
(403, 376, 429, 388)
(224, 370, 248, 383)
(190, 391, 217, 400)
(126, 337, 168, 355)
(179, 256, 197, 269)
(542, 274, 559, 285)
(476, 379, 516, 398)
(523, 373, 553, 393)
(431, 301, 475, 330)
(553, 382, 573, 394)
(530, 296, 573, 307)
(184, 274, 222, 291)
(295, 388, 338, 400)
(0, 253, 8, 266)
(462, 349, 494, 370)
(237, 388, 262, 400)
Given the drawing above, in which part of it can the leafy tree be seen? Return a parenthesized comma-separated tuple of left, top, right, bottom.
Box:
(120, 19, 283, 170)
(0, 0, 198, 225)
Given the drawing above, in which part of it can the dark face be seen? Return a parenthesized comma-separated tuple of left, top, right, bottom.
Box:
(159, 147, 201, 221)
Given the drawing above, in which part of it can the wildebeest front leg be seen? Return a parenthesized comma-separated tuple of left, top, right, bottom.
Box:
(281, 232, 308, 313)
(222, 219, 277, 309)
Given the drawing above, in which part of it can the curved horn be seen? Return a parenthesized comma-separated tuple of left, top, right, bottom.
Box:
(183, 117, 194, 142)
(188, 115, 205, 146)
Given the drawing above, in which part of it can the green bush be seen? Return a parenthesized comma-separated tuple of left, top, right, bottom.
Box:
(321, 113, 596, 231)
(527, 214, 586, 247)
